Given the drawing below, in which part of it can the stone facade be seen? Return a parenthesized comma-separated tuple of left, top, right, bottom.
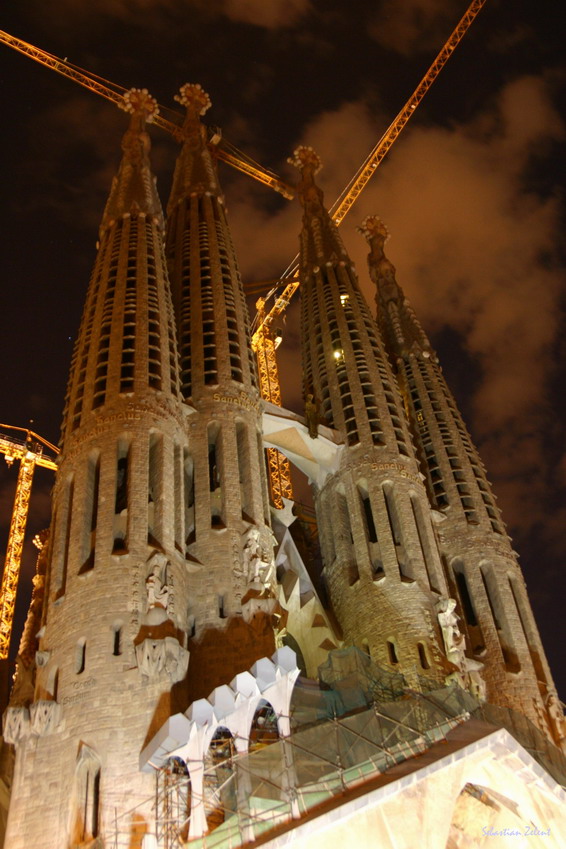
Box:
(2, 87, 564, 849)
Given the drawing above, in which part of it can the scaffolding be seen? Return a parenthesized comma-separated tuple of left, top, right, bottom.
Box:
(106, 647, 566, 847)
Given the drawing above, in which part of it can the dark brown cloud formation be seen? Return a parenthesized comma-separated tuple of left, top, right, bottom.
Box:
(30, 0, 312, 29)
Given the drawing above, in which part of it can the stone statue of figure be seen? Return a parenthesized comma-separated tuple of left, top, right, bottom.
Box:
(305, 393, 319, 439)
(10, 655, 35, 708)
(242, 527, 273, 586)
(146, 562, 169, 610)
(436, 597, 466, 669)
(545, 691, 566, 741)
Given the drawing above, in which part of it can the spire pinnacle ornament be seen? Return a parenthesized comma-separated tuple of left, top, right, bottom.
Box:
(358, 215, 390, 244)
(119, 87, 160, 122)
(288, 145, 322, 176)
(175, 83, 212, 117)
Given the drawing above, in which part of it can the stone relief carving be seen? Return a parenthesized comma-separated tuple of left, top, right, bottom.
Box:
(135, 636, 189, 683)
(30, 700, 61, 737)
(436, 597, 486, 702)
(10, 655, 35, 708)
(2, 706, 31, 745)
(545, 691, 566, 742)
(134, 552, 189, 682)
(145, 552, 170, 612)
(242, 527, 274, 588)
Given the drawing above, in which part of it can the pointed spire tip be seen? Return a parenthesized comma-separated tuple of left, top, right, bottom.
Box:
(175, 83, 211, 116)
(358, 216, 389, 244)
(288, 145, 322, 174)
(119, 88, 160, 123)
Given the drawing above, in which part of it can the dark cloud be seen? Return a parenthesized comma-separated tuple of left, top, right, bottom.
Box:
(20, 0, 312, 30)
(369, 0, 463, 56)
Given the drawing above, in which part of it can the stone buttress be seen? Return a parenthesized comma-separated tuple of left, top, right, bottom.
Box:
(165, 85, 277, 700)
(290, 147, 451, 686)
(362, 215, 565, 749)
(4, 90, 191, 848)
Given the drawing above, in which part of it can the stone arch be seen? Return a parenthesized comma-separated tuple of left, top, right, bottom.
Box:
(249, 698, 280, 749)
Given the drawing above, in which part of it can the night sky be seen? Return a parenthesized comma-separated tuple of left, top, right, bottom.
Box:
(0, 1, 564, 698)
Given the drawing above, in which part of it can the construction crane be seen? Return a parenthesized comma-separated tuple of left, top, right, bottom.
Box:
(251, 0, 488, 507)
(0, 425, 58, 660)
(0, 28, 294, 201)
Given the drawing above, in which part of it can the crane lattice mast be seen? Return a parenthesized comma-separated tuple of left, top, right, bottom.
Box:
(251, 0, 488, 507)
(0, 426, 58, 660)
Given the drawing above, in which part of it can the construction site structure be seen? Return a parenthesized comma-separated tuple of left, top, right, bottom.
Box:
(0, 425, 58, 660)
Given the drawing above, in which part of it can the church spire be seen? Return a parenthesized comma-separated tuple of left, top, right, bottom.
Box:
(165, 83, 258, 401)
(100, 88, 163, 233)
(289, 145, 349, 269)
(166, 83, 221, 213)
(360, 216, 563, 738)
(60, 88, 181, 444)
(290, 146, 450, 687)
(360, 215, 432, 359)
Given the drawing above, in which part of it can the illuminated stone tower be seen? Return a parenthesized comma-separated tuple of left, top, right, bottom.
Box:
(362, 215, 565, 746)
(290, 146, 451, 683)
(164, 84, 277, 699)
(3, 90, 191, 848)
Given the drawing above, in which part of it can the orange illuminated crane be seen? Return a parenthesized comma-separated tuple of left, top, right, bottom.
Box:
(251, 0, 488, 507)
(0, 425, 58, 660)
(0, 29, 294, 201)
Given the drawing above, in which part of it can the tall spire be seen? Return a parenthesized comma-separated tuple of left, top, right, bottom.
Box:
(164, 85, 277, 701)
(60, 89, 181, 445)
(167, 83, 221, 212)
(4, 89, 190, 849)
(289, 146, 349, 268)
(100, 88, 163, 233)
(360, 215, 432, 358)
(362, 217, 564, 743)
(290, 145, 450, 687)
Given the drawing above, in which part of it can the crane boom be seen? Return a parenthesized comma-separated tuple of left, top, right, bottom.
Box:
(251, 0, 488, 506)
(0, 28, 294, 199)
(329, 0, 488, 225)
(0, 428, 58, 660)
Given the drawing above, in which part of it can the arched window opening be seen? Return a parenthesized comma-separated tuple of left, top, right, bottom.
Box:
(417, 642, 430, 670)
(113, 440, 130, 554)
(148, 431, 164, 546)
(383, 484, 413, 581)
(184, 450, 195, 548)
(112, 623, 122, 657)
(76, 639, 86, 675)
(56, 476, 74, 599)
(80, 454, 100, 574)
(454, 568, 477, 627)
(387, 639, 399, 665)
(236, 421, 253, 521)
(73, 746, 101, 844)
(410, 493, 440, 592)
